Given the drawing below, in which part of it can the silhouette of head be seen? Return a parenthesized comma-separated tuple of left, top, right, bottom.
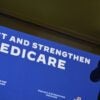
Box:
(90, 61, 100, 82)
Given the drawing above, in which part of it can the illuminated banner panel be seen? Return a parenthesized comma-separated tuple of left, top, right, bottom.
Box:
(0, 26, 100, 100)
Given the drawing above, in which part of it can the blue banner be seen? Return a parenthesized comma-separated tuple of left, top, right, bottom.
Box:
(0, 26, 100, 100)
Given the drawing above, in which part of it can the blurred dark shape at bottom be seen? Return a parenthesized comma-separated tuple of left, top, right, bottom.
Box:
(90, 61, 100, 100)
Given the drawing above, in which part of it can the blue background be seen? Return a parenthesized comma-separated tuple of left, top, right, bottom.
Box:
(0, 26, 100, 100)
